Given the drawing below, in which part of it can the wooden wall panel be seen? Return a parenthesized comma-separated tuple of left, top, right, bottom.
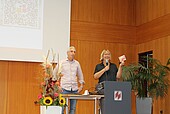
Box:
(71, 21, 136, 44)
(136, 36, 170, 114)
(137, 33, 170, 63)
(136, 0, 170, 26)
(71, 0, 135, 26)
(6, 61, 40, 114)
(135, 1, 170, 114)
(136, 14, 170, 44)
(0, 61, 8, 114)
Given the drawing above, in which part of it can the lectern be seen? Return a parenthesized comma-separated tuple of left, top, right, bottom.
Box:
(103, 81, 131, 114)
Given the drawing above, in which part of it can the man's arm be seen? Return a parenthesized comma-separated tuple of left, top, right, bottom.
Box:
(77, 62, 85, 92)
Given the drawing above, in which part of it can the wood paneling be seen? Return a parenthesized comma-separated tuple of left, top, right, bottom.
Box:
(136, 36, 170, 114)
(137, 36, 170, 62)
(135, 1, 170, 114)
(136, 14, 170, 44)
(71, 21, 136, 44)
(0, 61, 8, 114)
(71, 0, 136, 26)
(5, 61, 40, 114)
(136, 0, 170, 25)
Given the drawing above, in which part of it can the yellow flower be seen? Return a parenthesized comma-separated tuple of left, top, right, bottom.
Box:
(59, 94, 62, 99)
(43, 97, 53, 105)
(59, 97, 66, 106)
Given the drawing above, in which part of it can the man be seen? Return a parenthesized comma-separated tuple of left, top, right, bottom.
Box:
(53, 46, 85, 114)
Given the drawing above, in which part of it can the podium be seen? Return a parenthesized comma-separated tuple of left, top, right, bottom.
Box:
(103, 81, 131, 114)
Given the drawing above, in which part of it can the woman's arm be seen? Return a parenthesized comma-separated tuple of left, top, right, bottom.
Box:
(116, 61, 125, 79)
(94, 65, 109, 79)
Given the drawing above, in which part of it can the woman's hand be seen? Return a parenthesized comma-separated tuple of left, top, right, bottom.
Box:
(104, 65, 109, 71)
(119, 60, 125, 67)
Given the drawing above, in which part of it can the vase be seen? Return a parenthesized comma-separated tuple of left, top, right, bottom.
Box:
(136, 97, 152, 114)
(40, 106, 62, 114)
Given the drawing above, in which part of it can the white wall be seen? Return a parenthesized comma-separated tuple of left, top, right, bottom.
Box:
(0, 0, 71, 62)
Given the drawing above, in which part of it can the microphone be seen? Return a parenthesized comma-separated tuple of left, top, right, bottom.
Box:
(105, 59, 109, 81)
(106, 59, 109, 66)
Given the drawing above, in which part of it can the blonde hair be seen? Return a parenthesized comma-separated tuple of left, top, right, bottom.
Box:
(100, 49, 111, 61)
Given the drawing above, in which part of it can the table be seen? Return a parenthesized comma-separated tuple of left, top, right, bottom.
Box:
(62, 94, 104, 114)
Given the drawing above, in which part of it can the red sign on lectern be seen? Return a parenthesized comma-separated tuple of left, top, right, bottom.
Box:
(114, 91, 122, 101)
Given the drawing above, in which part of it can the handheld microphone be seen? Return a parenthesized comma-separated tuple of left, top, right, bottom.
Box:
(105, 59, 109, 81)
(106, 59, 109, 66)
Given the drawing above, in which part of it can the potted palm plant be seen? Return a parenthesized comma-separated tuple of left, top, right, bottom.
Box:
(122, 57, 170, 114)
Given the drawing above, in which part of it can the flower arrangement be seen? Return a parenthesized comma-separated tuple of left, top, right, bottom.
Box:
(34, 49, 66, 107)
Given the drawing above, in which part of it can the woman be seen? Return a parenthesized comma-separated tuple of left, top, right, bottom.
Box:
(93, 49, 125, 114)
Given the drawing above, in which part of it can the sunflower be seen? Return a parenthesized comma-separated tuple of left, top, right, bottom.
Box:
(59, 97, 66, 106)
(43, 97, 53, 105)
(59, 94, 62, 99)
